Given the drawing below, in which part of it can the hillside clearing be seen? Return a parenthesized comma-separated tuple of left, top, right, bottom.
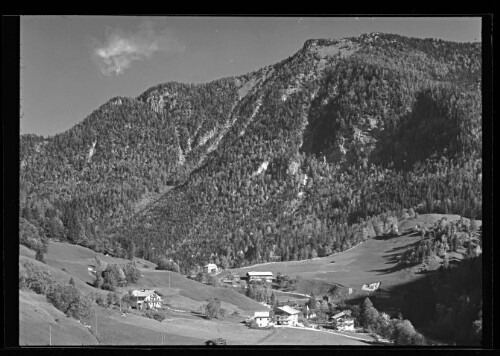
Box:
(229, 214, 481, 293)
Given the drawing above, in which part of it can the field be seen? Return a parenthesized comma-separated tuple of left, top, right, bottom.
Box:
(19, 241, 269, 345)
(125, 269, 268, 315)
(257, 327, 369, 345)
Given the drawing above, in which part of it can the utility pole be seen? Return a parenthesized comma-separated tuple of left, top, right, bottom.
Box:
(169, 273, 170, 288)
(49, 324, 51, 346)
(95, 309, 97, 336)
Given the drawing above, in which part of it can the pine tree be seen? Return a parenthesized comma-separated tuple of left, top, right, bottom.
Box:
(360, 297, 380, 331)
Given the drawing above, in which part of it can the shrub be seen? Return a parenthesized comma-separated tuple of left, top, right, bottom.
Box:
(249, 319, 259, 329)
(95, 294, 108, 307)
(208, 274, 220, 287)
(107, 292, 121, 307)
(219, 308, 228, 319)
(298, 315, 310, 327)
(144, 309, 166, 322)
(156, 257, 180, 273)
(93, 275, 104, 289)
(102, 264, 126, 291)
(393, 320, 417, 345)
(410, 332, 427, 345)
(19, 218, 43, 251)
(231, 310, 240, 317)
(123, 262, 141, 284)
(20, 261, 55, 294)
(46, 282, 92, 319)
(205, 299, 221, 319)
(35, 250, 46, 263)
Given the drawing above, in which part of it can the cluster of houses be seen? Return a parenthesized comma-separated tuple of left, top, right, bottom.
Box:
(120, 267, 357, 332)
(219, 270, 276, 286)
(248, 305, 301, 328)
(248, 305, 355, 331)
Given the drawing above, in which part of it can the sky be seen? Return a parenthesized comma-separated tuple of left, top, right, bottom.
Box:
(20, 16, 482, 137)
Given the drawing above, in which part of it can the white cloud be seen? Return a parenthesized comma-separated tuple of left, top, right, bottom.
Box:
(92, 21, 184, 76)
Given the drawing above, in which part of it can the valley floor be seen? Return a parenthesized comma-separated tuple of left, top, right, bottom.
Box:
(19, 214, 480, 346)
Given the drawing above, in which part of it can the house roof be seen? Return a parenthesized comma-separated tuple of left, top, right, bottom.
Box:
(247, 271, 273, 276)
(276, 306, 300, 315)
(204, 263, 217, 267)
(332, 311, 347, 319)
(131, 289, 158, 298)
(254, 311, 270, 318)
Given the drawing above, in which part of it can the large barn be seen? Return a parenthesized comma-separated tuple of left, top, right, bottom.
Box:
(245, 271, 274, 282)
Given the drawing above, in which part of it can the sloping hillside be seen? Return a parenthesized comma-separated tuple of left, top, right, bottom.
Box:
(20, 290, 98, 345)
(19, 241, 273, 345)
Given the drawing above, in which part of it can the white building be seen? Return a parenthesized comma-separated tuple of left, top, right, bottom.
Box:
(274, 305, 300, 326)
(203, 263, 218, 274)
(332, 311, 355, 331)
(130, 289, 162, 310)
(246, 271, 274, 282)
(253, 311, 272, 327)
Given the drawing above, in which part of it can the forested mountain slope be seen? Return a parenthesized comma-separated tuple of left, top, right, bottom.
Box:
(20, 33, 482, 273)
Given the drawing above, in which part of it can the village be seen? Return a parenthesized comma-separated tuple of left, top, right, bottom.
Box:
(19, 214, 480, 345)
(111, 263, 386, 345)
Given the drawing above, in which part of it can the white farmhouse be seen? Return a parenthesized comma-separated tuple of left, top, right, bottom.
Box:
(203, 263, 218, 274)
(130, 289, 162, 310)
(274, 305, 300, 326)
(253, 311, 272, 327)
(332, 310, 355, 331)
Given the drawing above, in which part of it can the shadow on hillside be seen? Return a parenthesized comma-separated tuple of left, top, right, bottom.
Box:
(374, 232, 420, 241)
(368, 261, 419, 275)
(356, 339, 391, 346)
(190, 311, 210, 320)
(384, 239, 423, 254)
(373, 235, 396, 241)
(345, 255, 481, 346)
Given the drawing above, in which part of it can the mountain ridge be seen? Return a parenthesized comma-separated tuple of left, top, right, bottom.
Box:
(20, 32, 482, 273)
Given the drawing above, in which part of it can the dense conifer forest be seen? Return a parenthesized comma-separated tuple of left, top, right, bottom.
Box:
(20, 33, 482, 275)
